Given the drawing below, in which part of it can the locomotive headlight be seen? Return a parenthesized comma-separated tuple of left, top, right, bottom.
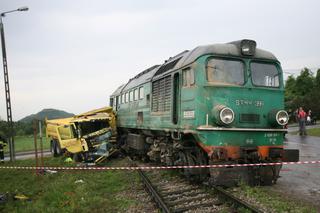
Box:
(219, 107, 235, 125)
(268, 109, 289, 126)
(276, 110, 289, 125)
(240, 40, 256, 56)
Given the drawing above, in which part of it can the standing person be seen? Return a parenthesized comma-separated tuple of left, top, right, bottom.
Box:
(307, 110, 312, 125)
(298, 107, 307, 136)
(0, 134, 7, 163)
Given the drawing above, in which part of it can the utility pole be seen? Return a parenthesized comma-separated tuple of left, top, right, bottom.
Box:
(0, 7, 29, 161)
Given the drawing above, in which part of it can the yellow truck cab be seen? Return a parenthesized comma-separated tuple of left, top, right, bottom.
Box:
(46, 107, 116, 161)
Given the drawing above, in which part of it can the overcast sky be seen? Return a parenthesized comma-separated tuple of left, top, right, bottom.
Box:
(0, 0, 319, 120)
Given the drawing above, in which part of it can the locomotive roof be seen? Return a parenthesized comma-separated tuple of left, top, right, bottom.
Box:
(113, 40, 278, 94)
(110, 84, 126, 97)
(122, 65, 160, 92)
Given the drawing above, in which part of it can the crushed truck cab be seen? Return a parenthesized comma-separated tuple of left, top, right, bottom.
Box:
(46, 107, 116, 161)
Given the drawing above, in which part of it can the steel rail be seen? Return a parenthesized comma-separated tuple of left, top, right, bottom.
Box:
(129, 157, 264, 213)
(127, 157, 171, 213)
(213, 186, 264, 213)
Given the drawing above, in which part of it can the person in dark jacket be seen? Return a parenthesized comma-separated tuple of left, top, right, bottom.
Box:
(0, 135, 7, 163)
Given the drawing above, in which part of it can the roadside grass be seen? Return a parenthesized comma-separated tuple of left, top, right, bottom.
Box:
(232, 183, 317, 213)
(0, 157, 140, 212)
(290, 127, 320, 137)
(305, 127, 320, 136)
(4, 135, 50, 153)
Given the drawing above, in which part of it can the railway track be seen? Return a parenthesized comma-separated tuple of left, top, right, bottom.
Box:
(129, 158, 264, 213)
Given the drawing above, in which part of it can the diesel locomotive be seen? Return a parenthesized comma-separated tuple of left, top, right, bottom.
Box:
(110, 39, 299, 186)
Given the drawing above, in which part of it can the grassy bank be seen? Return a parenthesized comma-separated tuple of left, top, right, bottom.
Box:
(4, 135, 50, 153)
(305, 127, 320, 136)
(291, 127, 320, 137)
(0, 157, 141, 212)
(230, 184, 317, 213)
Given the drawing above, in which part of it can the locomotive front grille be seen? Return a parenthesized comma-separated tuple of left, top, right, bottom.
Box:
(239, 113, 260, 123)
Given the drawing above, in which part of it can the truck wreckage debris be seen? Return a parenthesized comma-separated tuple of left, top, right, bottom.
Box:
(45, 107, 118, 163)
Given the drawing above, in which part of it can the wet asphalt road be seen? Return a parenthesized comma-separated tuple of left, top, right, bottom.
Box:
(4, 150, 51, 161)
(270, 125, 320, 208)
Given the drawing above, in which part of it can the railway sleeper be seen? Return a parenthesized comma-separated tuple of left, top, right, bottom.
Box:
(172, 201, 220, 213)
(163, 191, 207, 200)
(166, 194, 212, 206)
(160, 187, 200, 195)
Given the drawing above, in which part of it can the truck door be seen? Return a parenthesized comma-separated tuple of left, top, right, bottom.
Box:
(58, 125, 87, 153)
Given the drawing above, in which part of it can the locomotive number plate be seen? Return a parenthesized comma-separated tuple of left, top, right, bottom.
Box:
(235, 99, 264, 107)
(183, 110, 195, 119)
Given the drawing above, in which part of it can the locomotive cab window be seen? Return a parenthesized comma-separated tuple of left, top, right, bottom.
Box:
(182, 68, 195, 87)
(251, 62, 280, 87)
(207, 58, 244, 85)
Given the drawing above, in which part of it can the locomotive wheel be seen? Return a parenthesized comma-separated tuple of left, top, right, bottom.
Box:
(176, 150, 208, 182)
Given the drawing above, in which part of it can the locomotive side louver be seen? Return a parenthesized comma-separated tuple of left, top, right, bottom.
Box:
(151, 76, 171, 112)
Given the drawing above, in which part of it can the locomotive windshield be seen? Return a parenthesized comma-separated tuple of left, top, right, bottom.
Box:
(207, 58, 244, 85)
(251, 62, 280, 87)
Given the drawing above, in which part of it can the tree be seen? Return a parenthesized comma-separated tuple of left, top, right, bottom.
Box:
(284, 67, 320, 120)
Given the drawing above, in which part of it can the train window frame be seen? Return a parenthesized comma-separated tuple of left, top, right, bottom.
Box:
(206, 57, 245, 86)
(125, 92, 129, 103)
(250, 61, 280, 88)
(129, 90, 134, 102)
(182, 68, 195, 87)
(121, 94, 125, 104)
(139, 86, 144, 99)
(134, 89, 138, 101)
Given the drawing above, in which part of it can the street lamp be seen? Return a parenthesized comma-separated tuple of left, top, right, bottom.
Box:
(0, 6, 29, 162)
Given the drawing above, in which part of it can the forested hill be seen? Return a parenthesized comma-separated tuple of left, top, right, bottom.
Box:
(19, 109, 74, 123)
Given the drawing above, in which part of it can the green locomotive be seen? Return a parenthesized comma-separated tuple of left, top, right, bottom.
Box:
(110, 39, 298, 185)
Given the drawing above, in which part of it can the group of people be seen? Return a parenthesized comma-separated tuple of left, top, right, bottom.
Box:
(295, 107, 313, 136)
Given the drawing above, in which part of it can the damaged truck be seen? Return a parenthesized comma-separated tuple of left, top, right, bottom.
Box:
(45, 107, 117, 163)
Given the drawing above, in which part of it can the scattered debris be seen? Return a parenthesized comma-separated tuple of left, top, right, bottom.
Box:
(64, 157, 73, 163)
(74, 179, 85, 184)
(13, 193, 31, 201)
(45, 169, 58, 174)
(0, 193, 8, 204)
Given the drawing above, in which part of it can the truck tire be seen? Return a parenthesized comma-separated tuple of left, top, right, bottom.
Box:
(50, 140, 55, 155)
(55, 141, 62, 156)
(51, 140, 62, 157)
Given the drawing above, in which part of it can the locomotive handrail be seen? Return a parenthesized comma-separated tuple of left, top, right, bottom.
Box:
(197, 126, 287, 132)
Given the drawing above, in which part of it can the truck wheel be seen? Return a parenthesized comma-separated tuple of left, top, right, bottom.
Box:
(50, 141, 55, 155)
(51, 140, 62, 157)
(51, 140, 58, 157)
(55, 141, 62, 156)
(73, 153, 83, 162)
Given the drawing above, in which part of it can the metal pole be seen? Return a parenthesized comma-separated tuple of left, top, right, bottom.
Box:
(0, 16, 15, 161)
(39, 120, 44, 171)
(33, 120, 39, 175)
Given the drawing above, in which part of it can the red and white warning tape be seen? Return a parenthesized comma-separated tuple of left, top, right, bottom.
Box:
(0, 160, 320, 171)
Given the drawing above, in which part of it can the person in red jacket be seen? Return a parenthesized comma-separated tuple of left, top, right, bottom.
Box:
(298, 107, 307, 136)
